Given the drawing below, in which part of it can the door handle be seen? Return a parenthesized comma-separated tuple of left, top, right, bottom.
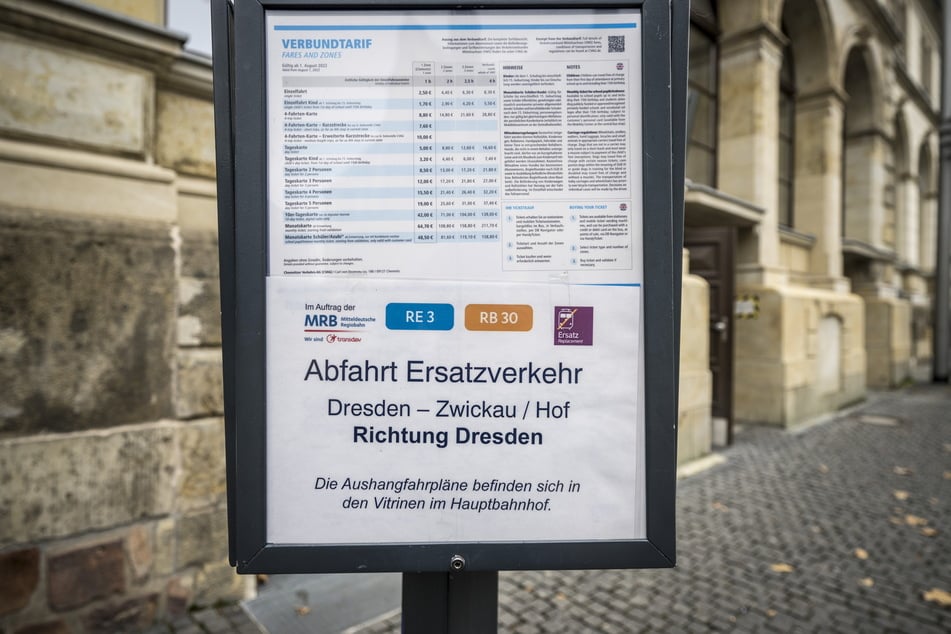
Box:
(712, 318, 728, 342)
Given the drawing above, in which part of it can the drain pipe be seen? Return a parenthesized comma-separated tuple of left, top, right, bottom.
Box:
(936, 0, 951, 381)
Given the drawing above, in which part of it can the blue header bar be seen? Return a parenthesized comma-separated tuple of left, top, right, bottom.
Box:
(275, 23, 637, 31)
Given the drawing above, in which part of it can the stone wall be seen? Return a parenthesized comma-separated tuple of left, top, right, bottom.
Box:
(864, 296, 913, 388)
(0, 1, 247, 632)
(708, 0, 941, 428)
(734, 285, 866, 427)
(677, 252, 713, 464)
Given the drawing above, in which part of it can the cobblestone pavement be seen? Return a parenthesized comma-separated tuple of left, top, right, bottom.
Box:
(161, 384, 951, 633)
(358, 384, 951, 633)
(146, 603, 265, 634)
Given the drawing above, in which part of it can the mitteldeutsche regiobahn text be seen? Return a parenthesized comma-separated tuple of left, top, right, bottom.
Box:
(304, 357, 582, 449)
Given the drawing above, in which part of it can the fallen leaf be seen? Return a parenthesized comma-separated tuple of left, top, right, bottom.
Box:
(712, 501, 729, 511)
(555, 592, 568, 602)
(818, 464, 830, 474)
(256, 574, 269, 585)
(944, 443, 951, 453)
(905, 514, 929, 527)
(921, 527, 939, 537)
(854, 548, 869, 560)
(944, 471, 951, 480)
(893, 466, 912, 476)
(295, 606, 311, 616)
(859, 577, 875, 588)
(931, 497, 940, 506)
(889, 516, 904, 525)
(770, 563, 795, 573)
(893, 490, 910, 501)
(923, 588, 951, 607)
(809, 525, 822, 534)
(766, 609, 778, 618)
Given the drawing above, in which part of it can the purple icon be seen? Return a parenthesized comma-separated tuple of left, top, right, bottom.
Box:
(554, 306, 593, 346)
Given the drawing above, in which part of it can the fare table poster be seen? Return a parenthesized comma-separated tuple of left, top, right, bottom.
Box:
(264, 9, 646, 546)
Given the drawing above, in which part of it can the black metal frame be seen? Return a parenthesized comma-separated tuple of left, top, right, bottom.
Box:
(212, 0, 684, 575)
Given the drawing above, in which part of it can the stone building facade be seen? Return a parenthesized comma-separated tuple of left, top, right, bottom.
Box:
(680, 0, 941, 458)
(0, 0, 944, 629)
(0, 1, 247, 632)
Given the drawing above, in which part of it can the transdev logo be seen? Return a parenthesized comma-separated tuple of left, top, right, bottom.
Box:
(554, 306, 593, 346)
(326, 333, 363, 344)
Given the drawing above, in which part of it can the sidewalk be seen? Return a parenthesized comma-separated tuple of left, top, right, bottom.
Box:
(161, 383, 951, 633)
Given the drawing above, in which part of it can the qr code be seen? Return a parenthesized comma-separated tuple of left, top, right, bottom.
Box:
(608, 35, 625, 53)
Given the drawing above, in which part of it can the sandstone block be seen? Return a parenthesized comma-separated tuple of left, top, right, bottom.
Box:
(156, 92, 216, 178)
(13, 621, 70, 634)
(181, 232, 220, 279)
(0, 547, 39, 615)
(177, 183, 220, 234)
(47, 540, 125, 611)
(179, 235, 221, 347)
(677, 406, 713, 465)
(178, 419, 227, 512)
(154, 518, 176, 577)
(81, 594, 158, 634)
(83, 0, 165, 24)
(0, 154, 176, 225)
(0, 424, 177, 547)
(177, 508, 228, 569)
(178, 276, 222, 346)
(126, 525, 153, 583)
(679, 272, 709, 375)
(175, 349, 224, 419)
(193, 559, 247, 606)
(166, 575, 194, 617)
(0, 211, 175, 436)
(0, 34, 150, 153)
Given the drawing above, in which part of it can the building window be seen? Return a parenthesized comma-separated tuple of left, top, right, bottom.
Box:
(888, 0, 906, 60)
(778, 40, 795, 228)
(686, 22, 718, 187)
(890, 0, 906, 34)
(921, 39, 933, 97)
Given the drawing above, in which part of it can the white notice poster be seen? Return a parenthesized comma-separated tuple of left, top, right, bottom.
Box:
(264, 10, 646, 545)
(266, 10, 642, 285)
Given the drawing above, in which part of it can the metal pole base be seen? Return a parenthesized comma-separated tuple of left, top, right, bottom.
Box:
(401, 571, 498, 634)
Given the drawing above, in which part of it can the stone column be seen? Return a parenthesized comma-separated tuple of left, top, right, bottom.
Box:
(897, 171, 920, 267)
(920, 190, 938, 272)
(678, 250, 713, 464)
(843, 130, 890, 249)
(793, 90, 845, 282)
(718, 25, 784, 285)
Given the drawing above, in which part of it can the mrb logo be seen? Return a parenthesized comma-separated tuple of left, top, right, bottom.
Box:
(305, 313, 338, 329)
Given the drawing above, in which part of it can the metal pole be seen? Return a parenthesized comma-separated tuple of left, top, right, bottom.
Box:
(936, 0, 951, 381)
(401, 571, 498, 633)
